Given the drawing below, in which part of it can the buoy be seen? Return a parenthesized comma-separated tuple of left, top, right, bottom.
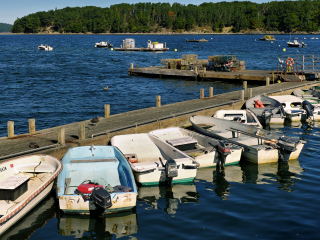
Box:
(174, 49, 177, 51)
(283, 48, 286, 52)
(111, 48, 113, 51)
(95, 45, 97, 47)
(278, 80, 281, 83)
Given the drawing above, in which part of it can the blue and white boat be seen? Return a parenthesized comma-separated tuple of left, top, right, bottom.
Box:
(56, 145, 137, 215)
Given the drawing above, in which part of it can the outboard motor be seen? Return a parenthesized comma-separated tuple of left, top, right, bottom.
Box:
(159, 158, 178, 187)
(91, 187, 112, 216)
(277, 136, 300, 162)
(261, 109, 273, 127)
(233, 117, 242, 122)
(215, 140, 232, 169)
(302, 100, 314, 121)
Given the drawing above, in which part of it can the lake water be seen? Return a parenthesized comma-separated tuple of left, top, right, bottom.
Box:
(1, 34, 320, 239)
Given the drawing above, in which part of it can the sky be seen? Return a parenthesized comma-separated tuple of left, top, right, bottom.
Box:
(1, 0, 270, 25)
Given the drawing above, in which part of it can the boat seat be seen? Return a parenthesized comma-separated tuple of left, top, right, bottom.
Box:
(184, 146, 214, 154)
(166, 137, 197, 147)
(232, 137, 259, 146)
(16, 163, 55, 173)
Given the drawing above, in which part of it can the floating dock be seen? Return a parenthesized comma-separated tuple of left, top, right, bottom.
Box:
(1, 81, 319, 162)
(128, 54, 308, 82)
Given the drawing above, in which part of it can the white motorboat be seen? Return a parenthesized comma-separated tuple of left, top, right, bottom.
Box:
(57, 146, 138, 215)
(38, 44, 53, 51)
(149, 127, 242, 168)
(243, 95, 286, 126)
(190, 115, 305, 164)
(0, 155, 62, 234)
(292, 88, 320, 107)
(111, 133, 198, 186)
(95, 41, 113, 48)
(213, 109, 263, 128)
(270, 95, 320, 121)
(287, 40, 306, 47)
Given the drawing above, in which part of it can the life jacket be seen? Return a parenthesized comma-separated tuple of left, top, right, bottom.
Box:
(254, 100, 265, 108)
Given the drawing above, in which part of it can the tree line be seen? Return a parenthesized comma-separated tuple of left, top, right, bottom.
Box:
(10, 1, 320, 34)
(0, 23, 12, 32)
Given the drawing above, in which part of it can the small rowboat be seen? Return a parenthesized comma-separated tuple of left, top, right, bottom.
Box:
(0, 155, 62, 235)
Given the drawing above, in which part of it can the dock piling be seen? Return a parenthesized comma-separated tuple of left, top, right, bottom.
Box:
(28, 119, 35, 135)
(58, 128, 65, 145)
(104, 104, 110, 118)
(243, 81, 247, 89)
(7, 121, 14, 138)
(79, 123, 85, 140)
(266, 77, 270, 86)
(200, 89, 204, 99)
(156, 95, 161, 107)
(240, 90, 244, 101)
(209, 87, 213, 98)
(248, 88, 253, 99)
(131, 63, 133, 69)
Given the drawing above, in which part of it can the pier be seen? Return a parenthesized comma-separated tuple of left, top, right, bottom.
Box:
(1, 81, 319, 162)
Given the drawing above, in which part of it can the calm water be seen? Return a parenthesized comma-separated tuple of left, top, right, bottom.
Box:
(1, 34, 320, 239)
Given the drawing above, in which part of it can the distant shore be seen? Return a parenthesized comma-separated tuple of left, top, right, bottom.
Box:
(1, 31, 320, 35)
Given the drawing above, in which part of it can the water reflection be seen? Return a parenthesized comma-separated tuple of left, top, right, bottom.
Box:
(138, 184, 199, 214)
(240, 159, 303, 191)
(1, 195, 55, 240)
(58, 211, 138, 239)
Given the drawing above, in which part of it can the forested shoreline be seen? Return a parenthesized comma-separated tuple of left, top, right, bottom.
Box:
(10, 1, 320, 34)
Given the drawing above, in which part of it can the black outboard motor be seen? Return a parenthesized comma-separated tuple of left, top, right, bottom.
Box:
(215, 140, 232, 169)
(233, 117, 242, 122)
(165, 159, 178, 187)
(277, 136, 300, 162)
(261, 109, 273, 127)
(91, 187, 112, 216)
(302, 100, 314, 121)
(159, 158, 178, 187)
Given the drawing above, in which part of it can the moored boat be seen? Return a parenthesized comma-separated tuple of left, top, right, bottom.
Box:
(260, 35, 276, 41)
(190, 115, 305, 164)
(292, 88, 320, 107)
(213, 109, 263, 128)
(56, 145, 138, 215)
(111, 133, 199, 186)
(38, 44, 53, 51)
(270, 95, 320, 122)
(186, 38, 209, 42)
(0, 155, 62, 234)
(243, 95, 286, 126)
(95, 41, 113, 48)
(149, 127, 242, 168)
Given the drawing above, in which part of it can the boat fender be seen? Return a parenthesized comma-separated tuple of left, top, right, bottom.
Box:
(286, 58, 294, 66)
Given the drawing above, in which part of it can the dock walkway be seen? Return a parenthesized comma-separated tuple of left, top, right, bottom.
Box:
(0, 81, 319, 161)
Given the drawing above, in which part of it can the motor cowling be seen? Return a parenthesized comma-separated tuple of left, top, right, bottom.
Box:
(302, 100, 314, 120)
(165, 159, 178, 179)
(261, 109, 273, 127)
(216, 140, 232, 169)
(277, 136, 300, 162)
(91, 187, 112, 211)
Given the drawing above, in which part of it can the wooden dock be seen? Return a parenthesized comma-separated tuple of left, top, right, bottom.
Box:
(1, 81, 319, 162)
(128, 66, 303, 82)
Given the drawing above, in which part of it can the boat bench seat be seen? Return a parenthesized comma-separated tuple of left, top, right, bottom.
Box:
(215, 130, 233, 138)
(233, 137, 259, 146)
(16, 163, 55, 173)
(166, 137, 197, 147)
(132, 157, 193, 171)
